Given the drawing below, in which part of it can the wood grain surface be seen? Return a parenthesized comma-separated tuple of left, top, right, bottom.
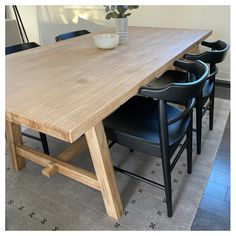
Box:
(6, 26, 212, 142)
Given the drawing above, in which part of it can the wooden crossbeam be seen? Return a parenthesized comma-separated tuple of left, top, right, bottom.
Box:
(41, 136, 88, 177)
(16, 145, 100, 191)
(42, 162, 58, 177)
(57, 135, 88, 162)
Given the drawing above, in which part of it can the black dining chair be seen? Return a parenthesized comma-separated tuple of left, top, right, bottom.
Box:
(55, 30, 90, 42)
(6, 42, 39, 54)
(148, 40, 229, 154)
(104, 60, 209, 217)
(6, 42, 50, 155)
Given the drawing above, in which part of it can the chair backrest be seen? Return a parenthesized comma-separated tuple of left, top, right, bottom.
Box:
(55, 30, 90, 42)
(184, 40, 229, 65)
(139, 60, 209, 103)
(139, 60, 208, 153)
(6, 42, 39, 55)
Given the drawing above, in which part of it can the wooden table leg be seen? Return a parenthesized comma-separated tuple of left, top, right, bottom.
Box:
(85, 122, 123, 220)
(5, 120, 25, 171)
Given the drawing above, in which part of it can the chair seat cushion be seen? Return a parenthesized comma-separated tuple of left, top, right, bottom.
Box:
(104, 96, 190, 157)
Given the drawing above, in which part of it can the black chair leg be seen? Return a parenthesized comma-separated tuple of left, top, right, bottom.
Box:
(186, 113, 193, 174)
(209, 90, 215, 131)
(129, 148, 134, 152)
(196, 95, 202, 155)
(161, 156, 172, 217)
(159, 99, 173, 217)
(39, 132, 50, 155)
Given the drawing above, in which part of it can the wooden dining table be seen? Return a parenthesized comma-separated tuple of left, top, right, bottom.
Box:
(6, 26, 212, 220)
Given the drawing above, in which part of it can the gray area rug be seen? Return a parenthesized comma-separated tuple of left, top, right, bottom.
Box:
(5, 98, 230, 230)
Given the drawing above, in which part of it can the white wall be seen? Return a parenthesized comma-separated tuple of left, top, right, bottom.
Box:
(7, 5, 230, 81)
(6, 6, 40, 44)
(5, 19, 22, 47)
(36, 5, 113, 45)
(129, 6, 230, 81)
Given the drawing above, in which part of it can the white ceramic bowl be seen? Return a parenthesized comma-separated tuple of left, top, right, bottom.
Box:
(93, 34, 119, 49)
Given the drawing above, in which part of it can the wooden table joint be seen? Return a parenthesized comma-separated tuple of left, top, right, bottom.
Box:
(16, 145, 101, 191)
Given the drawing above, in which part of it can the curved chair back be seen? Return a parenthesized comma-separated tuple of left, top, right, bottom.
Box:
(55, 30, 90, 42)
(184, 40, 229, 65)
(140, 60, 209, 103)
(6, 42, 39, 55)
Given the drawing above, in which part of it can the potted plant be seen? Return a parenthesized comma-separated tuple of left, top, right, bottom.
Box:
(104, 5, 139, 44)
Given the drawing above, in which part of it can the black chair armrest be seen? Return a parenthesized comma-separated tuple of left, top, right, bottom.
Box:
(207, 64, 218, 81)
(168, 98, 195, 125)
(202, 40, 230, 52)
(6, 42, 40, 55)
(183, 52, 207, 61)
(55, 36, 60, 42)
(201, 40, 221, 50)
(140, 60, 208, 102)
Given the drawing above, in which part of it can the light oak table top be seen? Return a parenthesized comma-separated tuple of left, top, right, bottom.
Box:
(6, 26, 212, 143)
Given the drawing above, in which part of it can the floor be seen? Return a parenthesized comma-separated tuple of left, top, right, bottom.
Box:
(191, 84, 230, 230)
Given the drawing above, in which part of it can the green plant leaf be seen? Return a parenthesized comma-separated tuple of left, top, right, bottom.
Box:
(105, 12, 112, 20)
(124, 13, 131, 17)
(111, 11, 119, 18)
(105, 6, 110, 13)
(117, 5, 125, 12)
(117, 5, 127, 17)
(105, 5, 139, 20)
(128, 5, 139, 10)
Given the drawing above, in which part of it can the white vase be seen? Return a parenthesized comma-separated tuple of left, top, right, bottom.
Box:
(115, 18, 128, 44)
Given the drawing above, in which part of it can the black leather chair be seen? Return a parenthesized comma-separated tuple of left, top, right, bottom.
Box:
(6, 42, 50, 155)
(104, 60, 209, 217)
(6, 42, 39, 54)
(55, 30, 90, 42)
(149, 40, 229, 154)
